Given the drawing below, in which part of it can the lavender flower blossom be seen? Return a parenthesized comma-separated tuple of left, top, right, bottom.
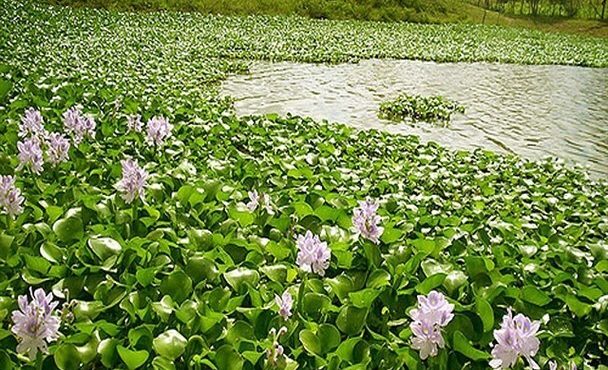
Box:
(0, 175, 24, 217)
(11, 288, 61, 359)
(275, 290, 293, 320)
(410, 319, 446, 360)
(409, 291, 454, 360)
(127, 115, 143, 133)
(116, 159, 148, 204)
(46, 133, 70, 165)
(247, 190, 272, 213)
(146, 116, 173, 146)
(17, 137, 44, 174)
(489, 308, 540, 370)
(19, 108, 47, 139)
(296, 231, 331, 276)
(352, 199, 384, 244)
(63, 107, 95, 144)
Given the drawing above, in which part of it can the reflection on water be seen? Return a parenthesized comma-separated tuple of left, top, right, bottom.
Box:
(220, 60, 608, 177)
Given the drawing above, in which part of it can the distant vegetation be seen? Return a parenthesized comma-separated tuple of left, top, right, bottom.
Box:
(47, 0, 468, 23)
(471, 0, 607, 19)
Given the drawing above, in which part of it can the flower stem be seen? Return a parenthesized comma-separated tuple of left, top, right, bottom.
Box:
(297, 273, 307, 316)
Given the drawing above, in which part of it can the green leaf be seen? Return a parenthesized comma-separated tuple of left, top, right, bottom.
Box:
(475, 298, 494, 333)
(153, 330, 187, 360)
(349, 288, 380, 308)
(88, 237, 122, 261)
(318, 324, 341, 353)
(53, 217, 83, 242)
(299, 329, 321, 355)
(0, 79, 12, 102)
(521, 285, 551, 306)
(215, 345, 243, 370)
(54, 344, 81, 370)
(336, 305, 367, 335)
(117, 346, 149, 369)
(415, 273, 446, 294)
(224, 268, 259, 293)
(453, 331, 489, 361)
(160, 270, 192, 303)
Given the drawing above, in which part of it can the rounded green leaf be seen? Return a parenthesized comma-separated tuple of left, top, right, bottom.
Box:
(153, 330, 187, 360)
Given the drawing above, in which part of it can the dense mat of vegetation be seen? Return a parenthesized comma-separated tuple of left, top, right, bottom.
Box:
(0, 1, 607, 369)
(379, 94, 465, 124)
(4, 0, 608, 72)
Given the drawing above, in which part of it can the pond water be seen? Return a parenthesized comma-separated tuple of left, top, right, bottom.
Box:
(221, 60, 608, 178)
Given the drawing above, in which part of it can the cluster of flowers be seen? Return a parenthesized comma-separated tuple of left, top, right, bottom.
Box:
(247, 190, 273, 213)
(16, 107, 95, 174)
(11, 288, 61, 359)
(409, 290, 454, 359)
(352, 199, 384, 244)
(0, 175, 24, 217)
(490, 308, 541, 369)
(126, 114, 173, 146)
(116, 158, 149, 204)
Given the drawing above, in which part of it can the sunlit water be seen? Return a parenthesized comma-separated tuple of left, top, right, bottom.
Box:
(220, 60, 608, 178)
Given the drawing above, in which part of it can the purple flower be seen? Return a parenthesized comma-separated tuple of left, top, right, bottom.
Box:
(116, 158, 148, 204)
(352, 199, 383, 244)
(17, 137, 44, 174)
(296, 231, 331, 276)
(489, 308, 540, 370)
(0, 175, 24, 217)
(275, 290, 293, 320)
(146, 116, 173, 146)
(63, 107, 95, 144)
(11, 288, 61, 359)
(410, 290, 455, 328)
(410, 319, 446, 360)
(409, 291, 453, 360)
(127, 115, 143, 133)
(247, 190, 272, 213)
(19, 108, 47, 139)
(46, 133, 70, 165)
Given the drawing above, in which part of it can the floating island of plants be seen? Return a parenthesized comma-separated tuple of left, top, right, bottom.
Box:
(379, 94, 466, 124)
(0, 1, 607, 370)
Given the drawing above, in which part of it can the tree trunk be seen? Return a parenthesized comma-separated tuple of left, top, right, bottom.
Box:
(602, 0, 607, 19)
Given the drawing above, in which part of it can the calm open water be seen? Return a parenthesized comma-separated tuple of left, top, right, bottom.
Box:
(221, 60, 608, 177)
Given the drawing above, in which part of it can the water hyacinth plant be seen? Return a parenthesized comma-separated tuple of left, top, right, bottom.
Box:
(409, 291, 454, 360)
(146, 116, 173, 146)
(11, 288, 61, 359)
(490, 308, 541, 370)
(17, 137, 44, 174)
(0, 0, 606, 369)
(275, 290, 293, 320)
(352, 199, 383, 244)
(116, 158, 149, 204)
(19, 107, 46, 139)
(379, 93, 465, 124)
(247, 189, 273, 213)
(0, 175, 24, 217)
(296, 231, 331, 276)
(46, 132, 71, 166)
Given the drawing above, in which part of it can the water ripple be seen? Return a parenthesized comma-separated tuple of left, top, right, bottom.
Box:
(221, 59, 608, 178)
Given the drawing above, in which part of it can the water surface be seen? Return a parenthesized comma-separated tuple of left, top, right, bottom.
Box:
(221, 60, 608, 177)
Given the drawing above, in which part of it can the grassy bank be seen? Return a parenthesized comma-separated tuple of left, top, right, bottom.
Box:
(46, 0, 608, 36)
(46, 0, 473, 24)
(0, 1, 607, 369)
